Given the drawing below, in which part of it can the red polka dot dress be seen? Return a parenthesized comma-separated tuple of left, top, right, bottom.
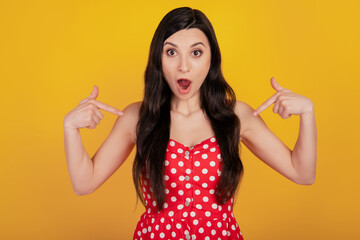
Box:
(133, 136, 244, 240)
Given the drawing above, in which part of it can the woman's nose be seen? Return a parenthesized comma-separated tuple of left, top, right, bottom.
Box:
(179, 56, 190, 73)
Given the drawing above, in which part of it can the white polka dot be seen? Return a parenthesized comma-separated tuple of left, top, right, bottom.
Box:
(202, 154, 208, 159)
(190, 211, 196, 217)
(163, 203, 168, 208)
(152, 201, 156, 206)
(164, 175, 169, 180)
(222, 230, 227, 236)
(206, 221, 212, 227)
(164, 160, 169, 166)
(142, 228, 147, 234)
(203, 196, 209, 202)
(217, 154, 221, 159)
(203, 144, 209, 149)
(179, 175, 185, 181)
(205, 211, 211, 217)
(165, 189, 169, 194)
(178, 161, 184, 167)
(160, 232, 165, 238)
(150, 232, 155, 238)
(186, 183, 191, 189)
(171, 153, 177, 159)
(210, 137, 216, 142)
(166, 224, 171, 230)
(196, 204, 202, 209)
(171, 196, 177, 202)
(176, 223, 182, 229)
(168, 211, 174, 217)
(137, 231, 141, 236)
(177, 148, 183, 153)
(193, 176, 200, 181)
(194, 151, 200, 155)
(223, 213, 227, 219)
(186, 169, 191, 174)
(228, 206, 231, 211)
(219, 205, 222, 211)
(202, 183, 208, 188)
(209, 176, 215, 181)
(194, 161, 200, 167)
(155, 225, 159, 230)
(231, 225, 236, 230)
(171, 182, 176, 188)
(195, 189, 201, 195)
(205, 237, 210, 240)
(183, 212, 188, 217)
(202, 168, 208, 174)
(177, 204, 184, 210)
(170, 141, 175, 146)
(160, 218, 165, 223)
(210, 161, 216, 167)
(199, 227, 204, 233)
(178, 190, 184, 195)
(171, 168, 177, 174)
(172, 232, 176, 237)
(210, 147, 216, 152)
(211, 229, 216, 235)
(217, 222, 222, 228)
(193, 219, 199, 225)
(212, 203, 218, 209)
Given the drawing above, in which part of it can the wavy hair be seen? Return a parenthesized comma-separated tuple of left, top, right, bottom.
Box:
(133, 7, 243, 211)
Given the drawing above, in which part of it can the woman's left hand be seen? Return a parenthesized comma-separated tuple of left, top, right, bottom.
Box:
(253, 77, 314, 118)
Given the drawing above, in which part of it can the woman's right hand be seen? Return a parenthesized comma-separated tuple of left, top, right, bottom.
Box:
(63, 86, 123, 130)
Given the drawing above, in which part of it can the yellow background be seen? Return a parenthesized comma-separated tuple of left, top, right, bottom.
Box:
(1, 0, 359, 239)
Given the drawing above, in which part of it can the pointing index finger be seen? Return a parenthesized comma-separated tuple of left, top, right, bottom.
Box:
(90, 99, 123, 116)
(253, 91, 281, 116)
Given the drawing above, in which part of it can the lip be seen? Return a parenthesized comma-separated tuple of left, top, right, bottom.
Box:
(176, 78, 192, 94)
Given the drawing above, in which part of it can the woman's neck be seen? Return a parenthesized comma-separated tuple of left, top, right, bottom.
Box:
(170, 94, 202, 117)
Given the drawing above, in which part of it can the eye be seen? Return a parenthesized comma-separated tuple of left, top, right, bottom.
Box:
(166, 49, 177, 56)
(192, 50, 202, 57)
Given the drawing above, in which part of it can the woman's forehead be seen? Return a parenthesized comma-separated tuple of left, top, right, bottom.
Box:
(163, 28, 209, 47)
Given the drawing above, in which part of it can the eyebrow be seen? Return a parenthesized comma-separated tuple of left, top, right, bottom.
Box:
(163, 41, 206, 48)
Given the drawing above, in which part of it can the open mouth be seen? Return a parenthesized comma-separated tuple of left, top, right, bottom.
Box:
(176, 79, 192, 94)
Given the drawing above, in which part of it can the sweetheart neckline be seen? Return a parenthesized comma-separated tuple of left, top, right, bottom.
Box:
(168, 136, 216, 149)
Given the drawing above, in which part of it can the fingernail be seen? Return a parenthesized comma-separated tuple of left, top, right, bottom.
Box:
(118, 111, 124, 116)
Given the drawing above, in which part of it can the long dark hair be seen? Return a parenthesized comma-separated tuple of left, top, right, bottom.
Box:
(133, 7, 243, 211)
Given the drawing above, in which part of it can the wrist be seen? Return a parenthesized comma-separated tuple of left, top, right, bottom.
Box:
(301, 100, 314, 116)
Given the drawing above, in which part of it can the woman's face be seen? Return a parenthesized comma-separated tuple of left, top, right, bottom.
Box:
(161, 28, 211, 100)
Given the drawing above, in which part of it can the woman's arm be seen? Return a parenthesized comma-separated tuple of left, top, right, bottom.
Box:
(64, 101, 140, 195)
(237, 78, 317, 184)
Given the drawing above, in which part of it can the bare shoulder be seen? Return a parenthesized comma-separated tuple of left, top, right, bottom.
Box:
(234, 100, 258, 141)
(113, 101, 141, 144)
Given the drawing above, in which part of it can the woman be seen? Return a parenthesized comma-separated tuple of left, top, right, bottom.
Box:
(63, 7, 317, 240)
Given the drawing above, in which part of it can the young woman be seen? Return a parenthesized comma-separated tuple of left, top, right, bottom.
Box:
(63, 7, 317, 240)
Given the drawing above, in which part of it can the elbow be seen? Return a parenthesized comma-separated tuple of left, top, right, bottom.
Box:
(73, 186, 94, 196)
(294, 176, 316, 185)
